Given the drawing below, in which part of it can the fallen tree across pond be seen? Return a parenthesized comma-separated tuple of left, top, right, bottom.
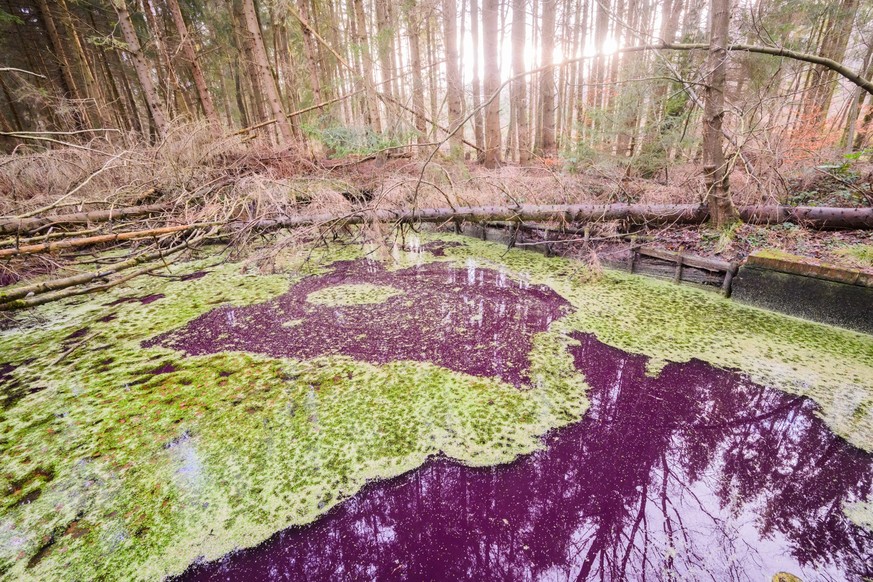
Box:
(1, 204, 871, 260)
(0, 203, 870, 311)
(256, 204, 873, 231)
(0, 231, 209, 304)
(0, 223, 218, 258)
(0, 203, 170, 236)
(0, 231, 212, 310)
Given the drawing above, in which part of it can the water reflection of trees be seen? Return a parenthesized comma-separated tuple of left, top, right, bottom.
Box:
(183, 334, 872, 582)
(151, 260, 569, 387)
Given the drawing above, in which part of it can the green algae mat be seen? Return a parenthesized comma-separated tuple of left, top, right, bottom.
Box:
(0, 234, 871, 580)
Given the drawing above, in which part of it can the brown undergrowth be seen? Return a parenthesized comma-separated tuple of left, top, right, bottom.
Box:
(0, 120, 870, 302)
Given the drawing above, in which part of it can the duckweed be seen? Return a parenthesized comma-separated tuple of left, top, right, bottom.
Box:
(0, 232, 870, 581)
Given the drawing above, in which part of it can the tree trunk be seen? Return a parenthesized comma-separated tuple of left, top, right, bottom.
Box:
(511, 0, 530, 164)
(296, 0, 323, 107)
(0, 203, 169, 236)
(35, 0, 88, 129)
(254, 204, 873, 230)
(241, 0, 293, 143)
(57, 0, 107, 128)
(443, 0, 465, 156)
(405, 1, 427, 147)
(844, 44, 873, 151)
(482, 0, 502, 168)
(701, 0, 737, 227)
(536, 0, 557, 156)
(112, 0, 169, 140)
(230, 0, 265, 127)
(803, 0, 859, 127)
(426, 18, 439, 139)
(574, 0, 590, 145)
(470, 0, 486, 159)
(141, 0, 177, 118)
(166, 0, 220, 128)
(853, 78, 873, 151)
(563, 0, 582, 145)
(353, 0, 381, 132)
(374, 0, 395, 102)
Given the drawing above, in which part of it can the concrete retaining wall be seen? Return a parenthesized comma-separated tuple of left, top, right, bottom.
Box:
(731, 250, 873, 335)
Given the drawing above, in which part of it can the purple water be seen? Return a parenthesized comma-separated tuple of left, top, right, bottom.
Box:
(415, 241, 463, 257)
(139, 293, 165, 305)
(107, 293, 165, 306)
(146, 260, 571, 387)
(176, 334, 872, 581)
(180, 271, 210, 281)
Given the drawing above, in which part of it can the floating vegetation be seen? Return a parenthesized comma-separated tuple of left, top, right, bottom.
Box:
(0, 234, 871, 580)
(179, 333, 872, 581)
(303, 283, 404, 306)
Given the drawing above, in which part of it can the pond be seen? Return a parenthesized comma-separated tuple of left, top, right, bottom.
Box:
(179, 333, 871, 581)
(0, 234, 871, 581)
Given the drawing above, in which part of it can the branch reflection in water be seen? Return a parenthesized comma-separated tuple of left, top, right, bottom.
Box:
(179, 333, 872, 581)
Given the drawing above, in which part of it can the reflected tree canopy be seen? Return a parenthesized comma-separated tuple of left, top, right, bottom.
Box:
(180, 334, 872, 581)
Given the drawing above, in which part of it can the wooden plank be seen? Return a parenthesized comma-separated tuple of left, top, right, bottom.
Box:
(636, 256, 724, 286)
(637, 246, 734, 272)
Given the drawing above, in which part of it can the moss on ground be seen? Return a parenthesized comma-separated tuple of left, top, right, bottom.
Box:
(835, 243, 873, 267)
(0, 233, 871, 581)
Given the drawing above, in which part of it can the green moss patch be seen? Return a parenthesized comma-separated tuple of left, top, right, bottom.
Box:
(0, 232, 871, 580)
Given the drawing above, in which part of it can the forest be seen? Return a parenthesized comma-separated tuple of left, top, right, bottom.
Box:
(1, 0, 872, 239)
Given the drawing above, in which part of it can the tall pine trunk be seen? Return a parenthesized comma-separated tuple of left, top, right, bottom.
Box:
(470, 0, 486, 159)
(511, 0, 530, 164)
(112, 0, 169, 140)
(166, 0, 220, 128)
(701, 0, 737, 227)
(803, 0, 859, 127)
(353, 0, 381, 132)
(443, 0, 465, 156)
(482, 0, 502, 168)
(241, 0, 293, 143)
(406, 0, 427, 147)
(36, 0, 88, 129)
(536, 0, 556, 156)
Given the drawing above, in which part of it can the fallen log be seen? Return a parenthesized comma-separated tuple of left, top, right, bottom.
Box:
(0, 203, 170, 236)
(0, 234, 203, 303)
(254, 204, 712, 229)
(0, 226, 104, 247)
(255, 204, 873, 230)
(0, 223, 209, 258)
(0, 261, 168, 311)
(2, 204, 871, 260)
(0, 233, 210, 311)
(737, 206, 873, 229)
